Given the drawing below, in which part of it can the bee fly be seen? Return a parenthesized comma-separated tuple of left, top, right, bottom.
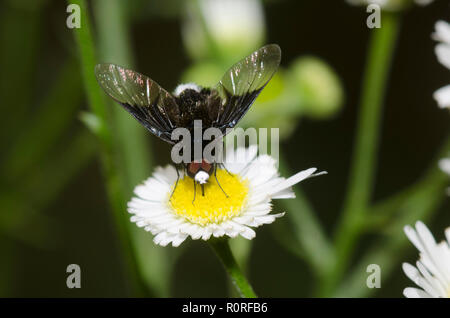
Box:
(95, 44, 281, 201)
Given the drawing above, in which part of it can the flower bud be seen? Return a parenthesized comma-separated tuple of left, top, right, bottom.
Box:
(288, 56, 344, 119)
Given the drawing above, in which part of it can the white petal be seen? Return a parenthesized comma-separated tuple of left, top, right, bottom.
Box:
(404, 225, 425, 253)
(171, 233, 189, 247)
(403, 262, 424, 287)
(128, 197, 163, 209)
(191, 227, 206, 240)
(416, 221, 438, 248)
(435, 43, 450, 70)
(243, 202, 272, 216)
(416, 261, 447, 297)
(415, 222, 450, 283)
(270, 188, 295, 199)
(239, 226, 256, 240)
(253, 213, 284, 226)
(269, 168, 318, 197)
(223, 144, 258, 174)
(211, 224, 226, 237)
(134, 181, 170, 201)
(243, 155, 278, 186)
(154, 232, 174, 247)
(433, 20, 450, 45)
(433, 85, 450, 109)
(403, 287, 432, 298)
(445, 227, 450, 246)
(201, 226, 213, 240)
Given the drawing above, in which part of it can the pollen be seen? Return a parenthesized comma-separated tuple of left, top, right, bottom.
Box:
(169, 169, 248, 226)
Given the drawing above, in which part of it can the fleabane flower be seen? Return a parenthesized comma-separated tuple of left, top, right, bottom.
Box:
(432, 20, 450, 108)
(402, 221, 450, 298)
(128, 146, 325, 247)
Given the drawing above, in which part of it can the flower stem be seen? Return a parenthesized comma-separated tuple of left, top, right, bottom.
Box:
(93, 0, 153, 190)
(323, 12, 401, 295)
(209, 238, 257, 298)
(92, 0, 173, 297)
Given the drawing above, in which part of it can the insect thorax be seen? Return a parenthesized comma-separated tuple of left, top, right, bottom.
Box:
(174, 88, 221, 128)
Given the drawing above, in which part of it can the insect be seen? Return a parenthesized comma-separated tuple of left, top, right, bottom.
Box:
(95, 44, 281, 200)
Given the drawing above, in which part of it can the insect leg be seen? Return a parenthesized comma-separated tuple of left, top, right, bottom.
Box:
(192, 180, 197, 205)
(214, 166, 229, 198)
(169, 165, 180, 202)
(220, 162, 233, 176)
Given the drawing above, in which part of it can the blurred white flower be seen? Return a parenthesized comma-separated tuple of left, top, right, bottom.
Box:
(414, 0, 434, 5)
(432, 20, 450, 108)
(438, 158, 450, 194)
(346, 0, 389, 7)
(128, 146, 325, 247)
(346, 0, 433, 10)
(434, 86, 450, 109)
(182, 0, 265, 61)
(438, 158, 450, 176)
(434, 22, 450, 192)
(402, 221, 450, 298)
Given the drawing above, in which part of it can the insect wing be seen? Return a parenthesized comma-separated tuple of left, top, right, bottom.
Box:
(213, 44, 281, 131)
(94, 63, 180, 143)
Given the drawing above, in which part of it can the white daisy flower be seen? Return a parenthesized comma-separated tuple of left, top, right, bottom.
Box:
(128, 146, 325, 247)
(402, 221, 450, 298)
(433, 20, 450, 108)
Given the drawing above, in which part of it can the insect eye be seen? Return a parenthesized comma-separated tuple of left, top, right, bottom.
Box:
(201, 161, 212, 172)
(188, 162, 200, 174)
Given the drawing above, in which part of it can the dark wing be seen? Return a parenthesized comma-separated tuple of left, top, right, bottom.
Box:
(94, 63, 180, 144)
(211, 44, 281, 132)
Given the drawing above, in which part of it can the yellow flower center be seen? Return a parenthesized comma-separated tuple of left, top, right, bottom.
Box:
(169, 169, 248, 226)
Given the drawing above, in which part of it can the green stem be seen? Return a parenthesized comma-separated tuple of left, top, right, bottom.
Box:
(209, 238, 257, 298)
(93, 0, 152, 190)
(325, 12, 401, 295)
(69, 0, 146, 296)
(93, 0, 174, 297)
(228, 238, 253, 297)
